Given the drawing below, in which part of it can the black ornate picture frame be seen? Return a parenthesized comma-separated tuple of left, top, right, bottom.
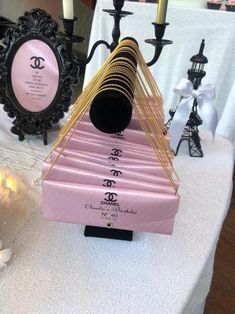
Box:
(0, 9, 78, 144)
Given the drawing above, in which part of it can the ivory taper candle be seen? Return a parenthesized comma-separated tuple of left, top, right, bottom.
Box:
(62, 0, 74, 19)
(156, 0, 168, 24)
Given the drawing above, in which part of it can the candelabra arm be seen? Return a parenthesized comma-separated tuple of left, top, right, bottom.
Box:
(145, 22, 172, 67)
(60, 16, 111, 67)
(147, 46, 164, 66)
(86, 40, 111, 64)
(75, 40, 111, 66)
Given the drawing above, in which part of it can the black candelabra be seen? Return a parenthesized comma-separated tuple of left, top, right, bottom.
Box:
(166, 39, 208, 158)
(59, 0, 172, 68)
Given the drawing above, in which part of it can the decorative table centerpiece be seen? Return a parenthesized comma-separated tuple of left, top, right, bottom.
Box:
(42, 38, 180, 241)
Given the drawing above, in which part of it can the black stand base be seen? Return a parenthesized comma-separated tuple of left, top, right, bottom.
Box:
(84, 225, 133, 241)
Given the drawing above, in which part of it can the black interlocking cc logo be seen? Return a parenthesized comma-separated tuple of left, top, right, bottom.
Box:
(103, 179, 116, 188)
(115, 132, 124, 137)
(110, 169, 122, 177)
(111, 148, 123, 157)
(108, 156, 119, 161)
(30, 56, 45, 69)
(104, 192, 118, 202)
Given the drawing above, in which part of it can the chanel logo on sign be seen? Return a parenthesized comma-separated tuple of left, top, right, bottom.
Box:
(30, 56, 45, 69)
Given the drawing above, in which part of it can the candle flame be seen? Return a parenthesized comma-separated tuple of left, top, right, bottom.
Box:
(5, 177, 17, 193)
(0, 171, 18, 205)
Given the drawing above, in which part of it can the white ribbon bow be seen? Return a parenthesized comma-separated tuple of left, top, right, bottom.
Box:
(169, 78, 218, 151)
(0, 240, 12, 269)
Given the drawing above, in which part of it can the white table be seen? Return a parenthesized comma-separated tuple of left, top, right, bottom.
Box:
(128, 0, 207, 8)
(168, 0, 206, 7)
(84, 0, 235, 151)
(0, 103, 233, 313)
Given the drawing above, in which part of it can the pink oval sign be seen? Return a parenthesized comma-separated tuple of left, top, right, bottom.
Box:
(11, 39, 59, 112)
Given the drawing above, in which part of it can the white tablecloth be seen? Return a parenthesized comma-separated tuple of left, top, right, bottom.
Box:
(168, 0, 206, 7)
(128, 0, 207, 8)
(84, 0, 235, 151)
(0, 106, 234, 313)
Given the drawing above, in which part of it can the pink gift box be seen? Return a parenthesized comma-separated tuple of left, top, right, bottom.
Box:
(42, 114, 179, 234)
(42, 180, 179, 234)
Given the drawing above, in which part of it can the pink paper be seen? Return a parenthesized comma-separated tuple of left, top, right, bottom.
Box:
(11, 39, 59, 112)
(59, 148, 159, 166)
(43, 180, 179, 234)
(59, 136, 166, 163)
(50, 151, 173, 180)
(43, 161, 176, 194)
(48, 152, 176, 187)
